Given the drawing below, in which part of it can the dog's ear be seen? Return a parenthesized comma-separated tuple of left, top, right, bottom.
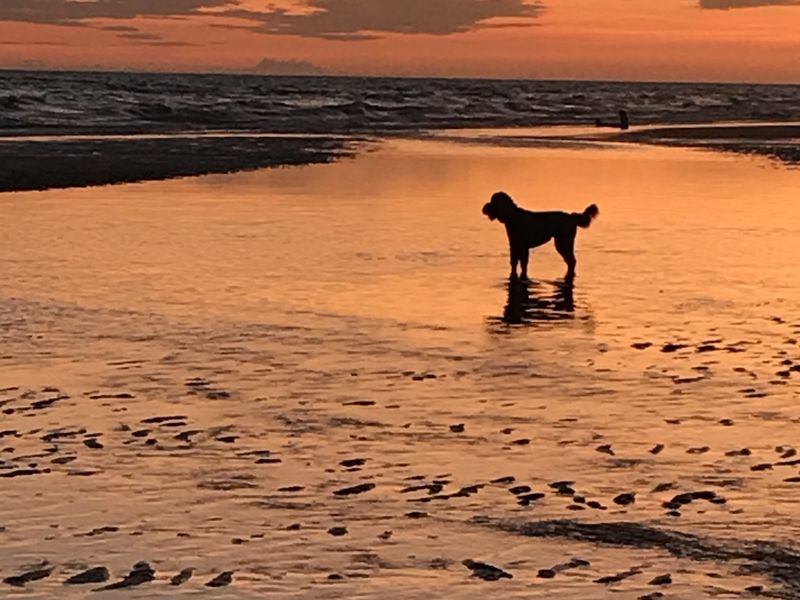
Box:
(486, 191, 516, 222)
(491, 191, 515, 210)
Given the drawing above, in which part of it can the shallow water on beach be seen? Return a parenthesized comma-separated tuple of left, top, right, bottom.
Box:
(1, 136, 800, 598)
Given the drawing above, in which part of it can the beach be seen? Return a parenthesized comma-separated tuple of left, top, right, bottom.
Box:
(2, 130, 800, 598)
(2, 122, 799, 194)
(2, 71, 800, 193)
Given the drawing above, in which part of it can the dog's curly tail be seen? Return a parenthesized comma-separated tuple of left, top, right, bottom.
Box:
(574, 204, 599, 228)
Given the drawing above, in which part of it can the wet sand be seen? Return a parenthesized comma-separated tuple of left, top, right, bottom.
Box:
(619, 123, 800, 141)
(0, 135, 358, 193)
(1, 122, 799, 194)
(1, 136, 800, 598)
(613, 123, 800, 165)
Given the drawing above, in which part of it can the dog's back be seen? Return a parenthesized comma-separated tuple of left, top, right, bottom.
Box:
(510, 204, 599, 245)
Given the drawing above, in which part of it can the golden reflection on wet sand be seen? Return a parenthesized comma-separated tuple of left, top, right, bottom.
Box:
(0, 136, 799, 598)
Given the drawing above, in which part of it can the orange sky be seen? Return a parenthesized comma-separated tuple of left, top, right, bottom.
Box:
(1, 0, 800, 82)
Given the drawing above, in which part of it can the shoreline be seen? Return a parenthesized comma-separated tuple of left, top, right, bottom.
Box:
(1, 122, 798, 194)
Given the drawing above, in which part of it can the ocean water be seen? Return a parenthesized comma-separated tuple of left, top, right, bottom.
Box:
(2, 70, 800, 135)
(1, 134, 799, 597)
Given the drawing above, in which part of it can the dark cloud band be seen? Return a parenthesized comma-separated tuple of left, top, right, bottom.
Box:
(699, 0, 800, 8)
(225, 0, 544, 37)
(0, 0, 545, 38)
(0, 0, 230, 25)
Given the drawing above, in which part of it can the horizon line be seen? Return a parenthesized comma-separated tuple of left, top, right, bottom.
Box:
(1, 66, 799, 87)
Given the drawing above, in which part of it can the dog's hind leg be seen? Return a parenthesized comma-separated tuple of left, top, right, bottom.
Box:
(555, 235, 577, 279)
(519, 247, 530, 280)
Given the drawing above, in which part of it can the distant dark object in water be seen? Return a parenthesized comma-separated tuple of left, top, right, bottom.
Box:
(595, 109, 630, 130)
(482, 191, 598, 280)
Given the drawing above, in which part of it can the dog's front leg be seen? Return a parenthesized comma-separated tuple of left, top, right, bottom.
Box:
(509, 246, 520, 279)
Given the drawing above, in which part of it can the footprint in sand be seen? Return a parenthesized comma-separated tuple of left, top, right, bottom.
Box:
(205, 571, 234, 587)
(64, 566, 109, 585)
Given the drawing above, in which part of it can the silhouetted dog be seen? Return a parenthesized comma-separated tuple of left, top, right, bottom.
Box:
(483, 191, 598, 279)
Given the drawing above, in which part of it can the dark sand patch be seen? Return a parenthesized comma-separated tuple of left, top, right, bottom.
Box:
(64, 567, 110, 585)
(613, 124, 800, 165)
(491, 519, 800, 598)
(0, 135, 358, 193)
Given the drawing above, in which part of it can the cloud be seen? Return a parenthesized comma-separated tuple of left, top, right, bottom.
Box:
(224, 0, 545, 38)
(0, 0, 545, 40)
(0, 41, 68, 46)
(0, 0, 231, 25)
(699, 0, 800, 7)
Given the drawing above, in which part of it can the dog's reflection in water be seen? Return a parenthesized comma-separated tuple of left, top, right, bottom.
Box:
(495, 276, 576, 326)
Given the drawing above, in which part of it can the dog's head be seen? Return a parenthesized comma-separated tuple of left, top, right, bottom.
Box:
(482, 191, 517, 223)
